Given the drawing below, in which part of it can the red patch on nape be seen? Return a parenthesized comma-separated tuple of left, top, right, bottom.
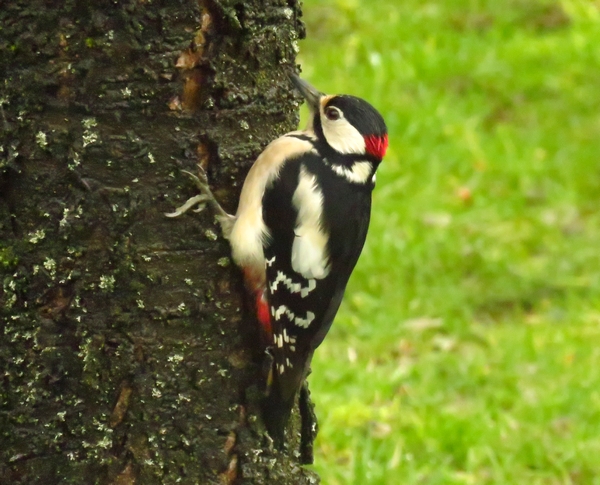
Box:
(364, 134, 389, 160)
(255, 291, 272, 338)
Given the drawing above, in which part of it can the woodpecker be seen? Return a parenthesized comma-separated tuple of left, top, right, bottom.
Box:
(168, 73, 388, 444)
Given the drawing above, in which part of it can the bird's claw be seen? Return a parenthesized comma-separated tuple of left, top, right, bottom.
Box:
(165, 194, 208, 218)
(166, 165, 236, 239)
(181, 168, 209, 189)
(165, 166, 214, 218)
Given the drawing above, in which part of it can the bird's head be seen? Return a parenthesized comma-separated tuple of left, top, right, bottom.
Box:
(290, 73, 388, 161)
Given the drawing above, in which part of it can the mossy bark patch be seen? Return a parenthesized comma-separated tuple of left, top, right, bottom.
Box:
(1, 1, 318, 483)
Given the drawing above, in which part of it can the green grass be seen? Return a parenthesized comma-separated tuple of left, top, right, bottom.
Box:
(298, 1, 600, 483)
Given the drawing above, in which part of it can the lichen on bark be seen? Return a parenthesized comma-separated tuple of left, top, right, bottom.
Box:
(0, 0, 318, 483)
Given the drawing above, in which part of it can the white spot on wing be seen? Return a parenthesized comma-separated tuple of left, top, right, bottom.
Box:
(269, 270, 317, 298)
(272, 305, 316, 329)
(274, 305, 287, 321)
(291, 166, 330, 279)
(294, 311, 315, 329)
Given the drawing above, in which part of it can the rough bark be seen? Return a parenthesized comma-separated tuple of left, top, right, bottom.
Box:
(0, 0, 319, 483)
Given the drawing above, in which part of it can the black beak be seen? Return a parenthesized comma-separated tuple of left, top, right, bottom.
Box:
(288, 72, 322, 112)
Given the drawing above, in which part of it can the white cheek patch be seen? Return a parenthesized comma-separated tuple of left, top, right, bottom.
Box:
(321, 116, 366, 155)
(291, 166, 330, 280)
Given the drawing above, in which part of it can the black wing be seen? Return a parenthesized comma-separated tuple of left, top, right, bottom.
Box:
(260, 150, 373, 440)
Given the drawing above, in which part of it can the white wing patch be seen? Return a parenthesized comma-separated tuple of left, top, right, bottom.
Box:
(269, 270, 317, 298)
(291, 166, 330, 279)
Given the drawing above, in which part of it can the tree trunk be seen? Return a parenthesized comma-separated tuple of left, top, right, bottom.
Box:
(0, 0, 318, 483)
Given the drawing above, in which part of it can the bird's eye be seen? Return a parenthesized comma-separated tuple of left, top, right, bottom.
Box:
(325, 107, 341, 121)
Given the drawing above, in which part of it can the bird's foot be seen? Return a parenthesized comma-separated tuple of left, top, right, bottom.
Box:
(165, 166, 235, 239)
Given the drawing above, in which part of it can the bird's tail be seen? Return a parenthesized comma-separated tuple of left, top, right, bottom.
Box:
(260, 352, 308, 447)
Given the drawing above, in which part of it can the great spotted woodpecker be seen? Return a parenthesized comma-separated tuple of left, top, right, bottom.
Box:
(168, 73, 388, 443)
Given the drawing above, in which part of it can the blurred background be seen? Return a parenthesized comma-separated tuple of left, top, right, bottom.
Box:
(297, 1, 600, 483)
